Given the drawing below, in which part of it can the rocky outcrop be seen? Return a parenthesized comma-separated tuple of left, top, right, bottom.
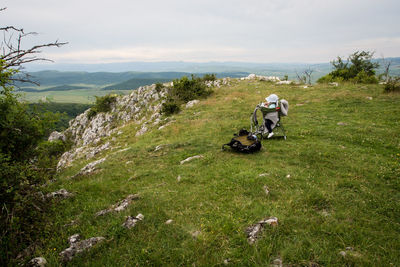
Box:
(60, 234, 105, 262)
(122, 213, 144, 229)
(246, 217, 278, 244)
(96, 194, 140, 216)
(240, 74, 281, 82)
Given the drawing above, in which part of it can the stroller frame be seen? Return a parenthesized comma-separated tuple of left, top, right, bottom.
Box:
(250, 106, 287, 140)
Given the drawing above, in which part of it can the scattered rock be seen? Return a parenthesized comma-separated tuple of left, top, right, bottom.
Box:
(191, 230, 201, 238)
(85, 142, 111, 159)
(177, 175, 181, 182)
(366, 96, 373, 100)
(295, 103, 304, 106)
(263, 186, 270, 195)
(223, 258, 230, 265)
(154, 144, 165, 152)
(48, 131, 66, 142)
(72, 157, 107, 178)
(180, 155, 204, 165)
(271, 258, 283, 267)
(135, 124, 148, 137)
(258, 173, 269, 177)
(29, 257, 47, 267)
(60, 234, 105, 262)
(286, 174, 291, 178)
(329, 82, 339, 86)
(337, 122, 348, 126)
(339, 251, 347, 257)
(246, 217, 278, 244)
(122, 213, 144, 229)
(303, 86, 308, 88)
(95, 194, 140, 216)
(186, 100, 200, 108)
(165, 219, 173, 225)
(46, 189, 73, 199)
(276, 80, 292, 85)
(63, 220, 78, 227)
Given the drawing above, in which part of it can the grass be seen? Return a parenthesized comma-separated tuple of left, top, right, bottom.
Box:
(32, 80, 399, 266)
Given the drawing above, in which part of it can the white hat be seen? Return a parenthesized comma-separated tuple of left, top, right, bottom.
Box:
(265, 94, 279, 103)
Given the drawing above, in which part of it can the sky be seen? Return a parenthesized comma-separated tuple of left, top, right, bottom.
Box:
(2, 0, 400, 64)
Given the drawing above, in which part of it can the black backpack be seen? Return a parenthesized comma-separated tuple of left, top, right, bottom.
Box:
(222, 129, 262, 153)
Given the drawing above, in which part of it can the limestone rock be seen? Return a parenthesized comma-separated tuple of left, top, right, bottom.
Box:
(186, 100, 200, 108)
(96, 194, 140, 216)
(60, 234, 105, 262)
(165, 219, 173, 224)
(180, 155, 204, 165)
(122, 213, 144, 229)
(72, 157, 107, 178)
(29, 257, 47, 267)
(46, 189, 73, 199)
(246, 217, 278, 244)
(48, 131, 66, 142)
(263, 186, 270, 195)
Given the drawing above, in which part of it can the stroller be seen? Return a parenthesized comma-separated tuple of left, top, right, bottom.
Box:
(250, 95, 289, 140)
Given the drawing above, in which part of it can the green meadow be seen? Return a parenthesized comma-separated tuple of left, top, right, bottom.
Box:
(37, 80, 399, 266)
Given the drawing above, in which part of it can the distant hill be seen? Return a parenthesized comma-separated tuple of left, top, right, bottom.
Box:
(102, 72, 249, 90)
(18, 84, 91, 92)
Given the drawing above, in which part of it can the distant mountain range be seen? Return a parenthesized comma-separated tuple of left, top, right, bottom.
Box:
(17, 58, 400, 93)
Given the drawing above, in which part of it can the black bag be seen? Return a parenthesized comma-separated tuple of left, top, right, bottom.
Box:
(222, 129, 262, 153)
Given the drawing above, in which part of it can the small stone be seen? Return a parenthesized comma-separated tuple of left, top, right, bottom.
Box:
(286, 174, 291, 178)
(177, 175, 181, 182)
(191, 230, 201, 238)
(337, 122, 348, 126)
(165, 219, 173, 224)
(154, 144, 164, 152)
(271, 258, 283, 267)
(180, 155, 204, 165)
(366, 96, 373, 100)
(60, 236, 105, 262)
(46, 189, 73, 199)
(186, 100, 200, 108)
(346, 247, 354, 251)
(258, 173, 269, 177)
(122, 213, 144, 229)
(68, 234, 81, 245)
(263, 185, 270, 195)
(339, 251, 346, 257)
(29, 257, 47, 267)
(246, 217, 278, 244)
(223, 258, 230, 265)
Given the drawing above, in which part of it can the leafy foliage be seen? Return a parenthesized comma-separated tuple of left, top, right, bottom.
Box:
(87, 94, 117, 119)
(161, 74, 213, 115)
(318, 51, 379, 84)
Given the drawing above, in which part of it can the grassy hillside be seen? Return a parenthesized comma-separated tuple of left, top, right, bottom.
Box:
(35, 81, 399, 266)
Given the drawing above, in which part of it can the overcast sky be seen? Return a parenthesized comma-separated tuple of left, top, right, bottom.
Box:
(2, 0, 400, 64)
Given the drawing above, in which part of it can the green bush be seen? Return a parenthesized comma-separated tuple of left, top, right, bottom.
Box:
(384, 76, 400, 93)
(0, 84, 62, 263)
(161, 101, 181, 115)
(88, 94, 117, 119)
(318, 51, 379, 84)
(170, 75, 212, 103)
(155, 82, 164, 92)
(202, 73, 217, 81)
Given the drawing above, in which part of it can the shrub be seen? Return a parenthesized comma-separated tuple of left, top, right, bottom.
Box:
(170, 75, 212, 103)
(384, 76, 400, 93)
(318, 51, 379, 84)
(88, 94, 117, 119)
(155, 82, 164, 92)
(202, 73, 217, 81)
(161, 101, 181, 115)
